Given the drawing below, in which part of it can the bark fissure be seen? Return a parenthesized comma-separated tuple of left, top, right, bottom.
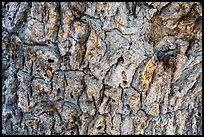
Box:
(2, 2, 202, 135)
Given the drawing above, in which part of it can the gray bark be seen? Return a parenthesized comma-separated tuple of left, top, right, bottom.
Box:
(2, 2, 202, 135)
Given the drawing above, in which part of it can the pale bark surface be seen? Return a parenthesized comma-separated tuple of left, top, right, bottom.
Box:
(2, 2, 202, 135)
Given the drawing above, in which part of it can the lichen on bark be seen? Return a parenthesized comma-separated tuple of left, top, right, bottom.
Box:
(2, 2, 202, 135)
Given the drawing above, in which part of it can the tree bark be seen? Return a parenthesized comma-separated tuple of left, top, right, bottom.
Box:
(2, 2, 202, 135)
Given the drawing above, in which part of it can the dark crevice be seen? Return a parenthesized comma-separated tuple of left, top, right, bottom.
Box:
(185, 38, 195, 57)
(116, 56, 124, 66)
(157, 2, 172, 15)
(48, 58, 54, 63)
(55, 2, 62, 44)
(2, 2, 202, 135)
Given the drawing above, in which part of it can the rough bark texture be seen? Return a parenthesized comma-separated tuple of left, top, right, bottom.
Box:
(2, 2, 202, 135)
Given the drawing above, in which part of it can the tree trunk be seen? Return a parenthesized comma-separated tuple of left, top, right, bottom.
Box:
(2, 2, 202, 135)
